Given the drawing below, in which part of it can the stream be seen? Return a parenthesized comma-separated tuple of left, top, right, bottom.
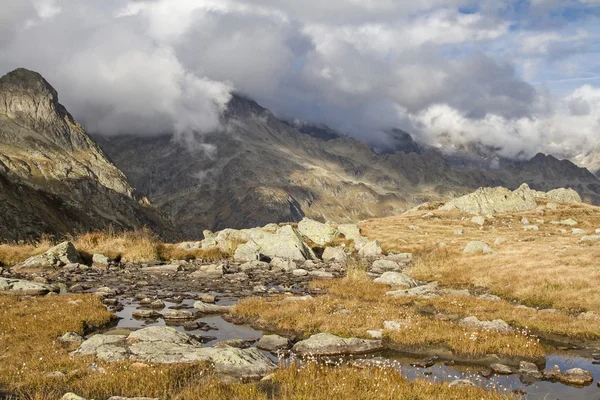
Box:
(113, 296, 600, 399)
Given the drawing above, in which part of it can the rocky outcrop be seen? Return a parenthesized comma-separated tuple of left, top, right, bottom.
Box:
(297, 218, 339, 246)
(71, 326, 275, 379)
(0, 277, 58, 295)
(0, 68, 176, 241)
(440, 184, 538, 215)
(13, 241, 80, 271)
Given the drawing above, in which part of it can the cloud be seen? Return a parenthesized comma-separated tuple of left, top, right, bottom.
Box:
(0, 0, 599, 160)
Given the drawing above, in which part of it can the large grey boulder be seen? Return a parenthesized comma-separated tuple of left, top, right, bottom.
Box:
(233, 241, 261, 262)
(215, 229, 250, 254)
(540, 188, 582, 203)
(322, 246, 346, 262)
(463, 241, 494, 254)
(194, 301, 232, 314)
(256, 334, 290, 352)
(245, 225, 316, 261)
(0, 277, 58, 295)
(373, 272, 417, 288)
(298, 218, 339, 246)
(358, 240, 382, 258)
(292, 332, 384, 356)
(370, 260, 402, 274)
(338, 224, 369, 249)
(71, 326, 275, 379)
(440, 184, 538, 215)
(14, 241, 80, 270)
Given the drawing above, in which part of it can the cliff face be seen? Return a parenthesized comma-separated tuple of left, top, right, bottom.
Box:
(0, 68, 177, 241)
(96, 94, 600, 239)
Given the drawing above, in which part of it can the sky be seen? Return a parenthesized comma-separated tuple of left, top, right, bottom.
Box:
(1, 0, 600, 159)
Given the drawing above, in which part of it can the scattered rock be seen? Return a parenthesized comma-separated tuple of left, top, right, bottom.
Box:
(190, 264, 224, 279)
(471, 216, 486, 226)
(321, 247, 346, 262)
(59, 332, 84, 346)
(193, 301, 232, 314)
(373, 272, 417, 288)
(463, 241, 494, 254)
(132, 310, 161, 319)
(358, 240, 383, 258)
(490, 363, 512, 375)
(551, 218, 577, 226)
(559, 368, 593, 386)
(519, 361, 542, 379)
(163, 310, 195, 320)
(370, 259, 402, 274)
(0, 277, 58, 295)
(292, 332, 384, 356)
(14, 241, 80, 270)
(337, 224, 369, 249)
(256, 334, 290, 352)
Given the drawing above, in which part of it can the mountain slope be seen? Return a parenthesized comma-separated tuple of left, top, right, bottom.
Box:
(0, 68, 177, 241)
(96, 94, 600, 238)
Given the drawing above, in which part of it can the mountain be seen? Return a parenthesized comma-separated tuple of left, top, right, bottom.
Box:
(96, 94, 600, 239)
(0, 68, 177, 242)
(574, 147, 600, 178)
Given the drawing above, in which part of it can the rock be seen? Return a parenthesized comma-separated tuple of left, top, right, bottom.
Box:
(163, 310, 195, 320)
(471, 216, 486, 226)
(559, 368, 593, 386)
(440, 184, 538, 215)
(149, 300, 165, 309)
(213, 339, 255, 349)
(108, 397, 159, 400)
(494, 237, 505, 246)
(70, 334, 128, 356)
(292, 268, 308, 276)
(0, 277, 58, 295)
(358, 240, 383, 258)
(203, 230, 216, 239)
(373, 272, 417, 288)
(572, 228, 586, 235)
(14, 241, 80, 270)
(411, 356, 439, 368)
(280, 295, 313, 303)
(132, 310, 161, 319)
(453, 229, 464, 236)
(59, 332, 84, 346)
(322, 247, 346, 262)
(177, 241, 201, 250)
(193, 301, 232, 314)
(253, 285, 267, 293)
(519, 361, 542, 378)
(551, 218, 577, 226)
(200, 294, 216, 303)
(521, 217, 530, 225)
(370, 259, 402, 274)
(542, 365, 561, 380)
(128, 326, 191, 343)
(92, 254, 111, 266)
(233, 241, 261, 262)
(542, 188, 582, 203)
(490, 363, 512, 375)
(292, 332, 384, 356)
(248, 226, 316, 261)
(580, 235, 600, 242)
(270, 257, 295, 272)
(142, 264, 181, 274)
(338, 224, 369, 249)
(298, 218, 339, 245)
(216, 229, 250, 253)
(190, 264, 223, 279)
(61, 394, 87, 400)
(459, 316, 512, 333)
(308, 270, 334, 279)
(523, 225, 539, 231)
(463, 241, 493, 254)
(386, 281, 439, 298)
(240, 261, 270, 273)
(366, 330, 383, 339)
(383, 320, 409, 331)
(256, 334, 290, 352)
(262, 223, 279, 233)
(478, 294, 501, 301)
(448, 379, 475, 388)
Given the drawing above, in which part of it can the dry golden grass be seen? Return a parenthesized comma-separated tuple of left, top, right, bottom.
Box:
(0, 228, 229, 266)
(0, 294, 507, 400)
(360, 200, 600, 314)
(176, 363, 510, 400)
(233, 275, 544, 359)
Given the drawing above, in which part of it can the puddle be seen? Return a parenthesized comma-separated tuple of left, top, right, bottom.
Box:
(114, 298, 600, 398)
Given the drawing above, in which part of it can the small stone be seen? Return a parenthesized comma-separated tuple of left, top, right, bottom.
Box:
(519, 361, 542, 378)
(471, 216, 486, 226)
(292, 269, 308, 276)
(366, 330, 383, 339)
(200, 294, 216, 303)
(449, 379, 475, 388)
(572, 228, 586, 235)
(163, 310, 195, 320)
(256, 334, 290, 352)
(463, 241, 494, 254)
(490, 363, 512, 375)
(132, 310, 161, 319)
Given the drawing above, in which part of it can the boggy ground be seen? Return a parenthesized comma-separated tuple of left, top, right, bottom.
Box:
(0, 295, 509, 400)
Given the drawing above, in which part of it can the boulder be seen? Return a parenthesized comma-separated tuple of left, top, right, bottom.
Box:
(541, 188, 582, 203)
(471, 216, 485, 226)
(292, 332, 384, 356)
(233, 241, 260, 262)
(338, 224, 369, 249)
(373, 272, 417, 288)
(246, 226, 316, 261)
(193, 301, 232, 314)
(572, 228, 586, 235)
(270, 257, 295, 272)
(322, 247, 346, 262)
(448, 380, 475, 388)
(14, 241, 80, 270)
(216, 229, 250, 254)
(386, 281, 439, 298)
(162, 310, 195, 320)
(256, 334, 290, 352)
(92, 253, 111, 266)
(59, 332, 84, 346)
(61, 394, 87, 400)
(559, 368, 593, 386)
(370, 260, 402, 274)
(298, 218, 339, 246)
(440, 184, 537, 215)
(490, 363, 512, 375)
(463, 241, 493, 254)
(358, 240, 383, 258)
(519, 361, 542, 379)
(142, 264, 181, 274)
(308, 270, 334, 279)
(523, 225, 539, 231)
(580, 235, 600, 242)
(190, 264, 223, 279)
(551, 218, 577, 226)
(0, 277, 58, 295)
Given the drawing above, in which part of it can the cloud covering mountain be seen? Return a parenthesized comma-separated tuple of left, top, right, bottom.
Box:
(1, 0, 599, 158)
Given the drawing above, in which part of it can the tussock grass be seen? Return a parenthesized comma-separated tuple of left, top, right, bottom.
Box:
(360, 201, 600, 313)
(0, 228, 229, 266)
(0, 294, 507, 400)
(176, 363, 510, 400)
(233, 276, 545, 359)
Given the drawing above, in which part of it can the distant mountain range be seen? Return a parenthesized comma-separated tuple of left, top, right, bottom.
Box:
(2, 68, 600, 241)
